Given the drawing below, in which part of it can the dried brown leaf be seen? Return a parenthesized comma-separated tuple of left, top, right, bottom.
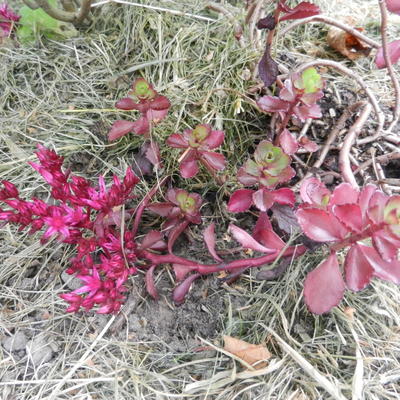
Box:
(223, 335, 271, 369)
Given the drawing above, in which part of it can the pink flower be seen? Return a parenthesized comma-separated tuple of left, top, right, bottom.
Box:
(0, 3, 20, 38)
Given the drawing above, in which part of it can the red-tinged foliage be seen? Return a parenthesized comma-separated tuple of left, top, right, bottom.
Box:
(203, 223, 222, 262)
(279, 129, 298, 155)
(229, 224, 275, 254)
(173, 273, 201, 305)
(0, 3, 20, 37)
(375, 40, 400, 68)
(297, 177, 400, 313)
(278, 1, 321, 22)
(258, 44, 279, 87)
(145, 265, 159, 300)
(108, 78, 170, 141)
(166, 124, 226, 179)
(386, 0, 400, 15)
(303, 252, 346, 314)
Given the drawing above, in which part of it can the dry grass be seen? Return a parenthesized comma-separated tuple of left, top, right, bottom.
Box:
(1, 0, 400, 399)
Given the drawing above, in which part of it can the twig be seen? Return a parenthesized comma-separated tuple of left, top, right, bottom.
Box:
(278, 15, 380, 49)
(378, 0, 400, 132)
(76, 0, 92, 24)
(339, 103, 372, 188)
(353, 151, 400, 175)
(206, 2, 245, 47)
(294, 60, 385, 141)
(370, 147, 391, 194)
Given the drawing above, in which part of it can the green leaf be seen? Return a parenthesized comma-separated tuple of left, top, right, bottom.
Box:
(301, 68, 322, 94)
(17, 0, 77, 44)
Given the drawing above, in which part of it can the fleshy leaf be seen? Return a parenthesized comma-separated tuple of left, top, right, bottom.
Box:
(253, 189, 275, 212)
(279, 1, 321, 22)
(173, 263, 193, 281)
(201, 151, 226, 171)
(333, 204, 363, 233)
(227, 189, 254, 213)
(173, 273, 201, 305)
(300, 177, 330, 205)
(344, 244, 374, 291)
(145, 265, 159, 300)
(258, 45, 279, 87)
(386, 0, 400, 15)
(330, 182, 359, 206)
(257, 96, 290, 113)
(303, 252, 345, 314)
(115, 97, 137, 110)
(375, 40, 400, 68)
(279, 129, 298, 155)
(140, 230, 164, 250)
(108, 120, 136, 141)
(180, 159, 199, 178)
(229, 224, 275, 253)
(204, 223, 222, 262)
(257, 15, 276, 30)
(296, 207, 347, 242)
(372, 230, 400, 262)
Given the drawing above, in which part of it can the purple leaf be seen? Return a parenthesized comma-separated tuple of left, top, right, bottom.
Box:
(204, 223, 223, 262)
(168, 220, 189, 254)
(144, 141, 162, 169)
(229, 224, 275, 253)
(166, 133, 189, 148)
(258, 45, 279, 87)
(279, 2, 321, 22)
(228, 189, 254, 213)
(131, 116, 150, 135)
(140, 230, 164, 250)
(375, 40, 400, 68)
(271, 204, 300, 234)
(303, 252, 345, 314)
(257, 15, 276, 30)
(108, 120, 136, 141)
(345, 244, 374, 291)
(147, 203, 174, 217)
(145, 265, 159, 300)
(296, 207, 347, 242)
(173, 273, 201, 305)
(256, 258, 291, 280)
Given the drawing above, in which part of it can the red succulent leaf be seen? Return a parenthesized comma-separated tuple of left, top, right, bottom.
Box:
(146, 108, 169, 124)
(358, 184, 378, 221)
(257, 96, 290, 113)
(115, 97, 138, 110)
(253, 212, 273, 242)
(166, 133, 189, 148)
(150, 95, 171, 110)
(375, 40, 400, 68)
(279, 129, 298, 155)
(168, 220, 190, 253)
(256, 228, 285, 251)
(258, 45, 279, 87)
(372, 229, 400, 262)
(271, 188, 296, 207)
(279, 2, 321, 22)
(333, 204, 363, 233)
(344, 244, 374, 291)
(204, 223, 223, 262)
(293, 104, 322, 121)
(329, 182, 359, 206)
(201, 151, 226, 171)
(298, 136, 319, 152)
(300, 177, 330, 206)
(303, 252, 345, 314)
(173, 273, 201, 305)
(367, 191, 389, 224)
(227, 189, 254, 213)
(358, 243, 400, 284)
(108, 120, 136, 141)
(140, 230, 164, 250)
(144, 141, 162, 169)
(173, 263, 193, 281)
(257, 15, 276, 30)
(296, 207, 347, 242)
(229, 224, 275, 253)
(253, 189, 275, 212)
(386, 0, 400, 15)
(237, 164, 260, 186)
(131, 116, 150, 135)
(145, 265, 159, 300)
(147, 203, 175, 217)
(279, 79, 296, 102)
(180, 159, 199, 178)
(203, 130, 225, 149)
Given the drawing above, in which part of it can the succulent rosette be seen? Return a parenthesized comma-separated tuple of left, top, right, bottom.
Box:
(296, 178, 400, 314)
(228, 141, 295, 213)
(108, 78, 171, 141)
(166, 124, 226, 178)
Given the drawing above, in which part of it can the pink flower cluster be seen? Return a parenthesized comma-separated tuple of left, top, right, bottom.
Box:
(0, 145, 139, 313)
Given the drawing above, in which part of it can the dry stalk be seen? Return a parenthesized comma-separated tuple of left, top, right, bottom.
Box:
(339, 103, 372, 188)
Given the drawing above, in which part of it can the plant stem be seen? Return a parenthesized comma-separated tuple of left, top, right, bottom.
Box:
(142, 244, 306, 275)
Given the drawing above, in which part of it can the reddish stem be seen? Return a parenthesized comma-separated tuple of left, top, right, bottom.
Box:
(142, 244, 306, 275)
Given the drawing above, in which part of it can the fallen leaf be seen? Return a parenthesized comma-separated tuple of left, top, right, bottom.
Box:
(223, 335, 271, 369)
(327, 19, 371, 60)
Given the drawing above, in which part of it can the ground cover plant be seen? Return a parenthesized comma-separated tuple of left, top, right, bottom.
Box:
(1, 0, 400, 399)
